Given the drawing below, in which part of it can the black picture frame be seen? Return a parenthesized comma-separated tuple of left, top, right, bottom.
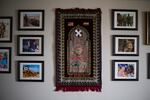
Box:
(17, 35, 44, 56)
(145, 12, 150, 45)
(18, 10, 44, 31)
(112, 9, 138, 30)
(147, 53, 150, 79)
(0, 17, 12, 42)
(112, 60, 139, 81)
(112, 35, 139, 56)
(18, 61, 44, 82)
(0, 47, 11, 73)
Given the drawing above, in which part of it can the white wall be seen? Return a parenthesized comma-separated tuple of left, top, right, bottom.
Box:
(0, 0, 150, 100)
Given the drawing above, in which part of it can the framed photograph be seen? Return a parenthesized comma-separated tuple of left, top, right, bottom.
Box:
(112, 35, 139, 56)
(18, 10, 44, 30)
(112, 9, 138, 30)
(145, 12, 150, 45)
(0, 17, 12, 42)
(0, 47, 11, 73)
(18, 61, 44, 82)
(17, 35, 44, 56)
(148, 53, 150, 79)
(112, 60, 138, 81)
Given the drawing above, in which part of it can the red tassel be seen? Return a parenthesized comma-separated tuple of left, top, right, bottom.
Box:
(55, 85, 101, 92)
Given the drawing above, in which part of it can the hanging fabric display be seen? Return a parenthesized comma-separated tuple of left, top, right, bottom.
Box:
(55, 8, 102, 92)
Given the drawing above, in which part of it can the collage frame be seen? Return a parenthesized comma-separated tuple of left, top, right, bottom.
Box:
(0, 7, 150, 84)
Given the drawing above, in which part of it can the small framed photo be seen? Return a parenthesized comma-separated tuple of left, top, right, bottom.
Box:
(112, 9, 138, 30)
(18, 61, 44, 82)
(112, 35, 139, 56)
(0, 47, 11, 73)
(17, 35, 44, 56)
(0, 17, 12, 42)
(112, 60, 138, 81)
(145, 12, 150, 45)
(148, 53, 150, 79)
(18, 10, 44, 30)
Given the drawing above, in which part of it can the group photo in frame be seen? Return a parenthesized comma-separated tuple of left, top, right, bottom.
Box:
(112, 9, 138, 30)
(112, 60, 139, 81)
(18, 61, 44, 82)
(0, 47, 11, 73)
(0, 17, 12, 42)
(17, 35, 44, 56)
(18, 10, 44, 30)
(112, 35, 139, 56)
